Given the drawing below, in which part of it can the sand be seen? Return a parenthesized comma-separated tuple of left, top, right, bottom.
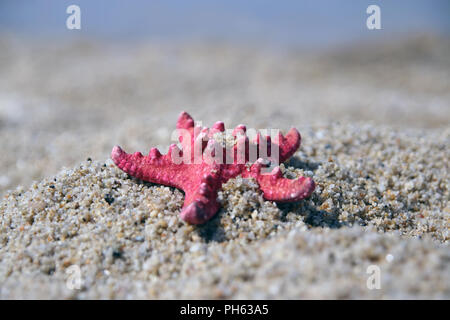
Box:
(0, 35, 449, 299)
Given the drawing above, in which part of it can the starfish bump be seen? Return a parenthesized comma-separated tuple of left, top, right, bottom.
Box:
(111, 111, 315, 224)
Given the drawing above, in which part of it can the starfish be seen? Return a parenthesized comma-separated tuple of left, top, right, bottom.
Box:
(111, 111, 315, 224)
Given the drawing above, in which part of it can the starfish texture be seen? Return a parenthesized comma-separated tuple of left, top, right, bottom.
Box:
(111, 111, 315, 224)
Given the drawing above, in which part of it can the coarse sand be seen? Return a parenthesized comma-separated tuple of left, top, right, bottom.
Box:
(0, 35, 449, 299)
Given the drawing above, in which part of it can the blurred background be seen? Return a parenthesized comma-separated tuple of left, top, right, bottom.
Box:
(1, 0, 449, 46)
(0, 0, 449, 195)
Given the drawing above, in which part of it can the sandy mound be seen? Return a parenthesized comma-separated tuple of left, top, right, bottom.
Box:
(1, 122, 448, 299)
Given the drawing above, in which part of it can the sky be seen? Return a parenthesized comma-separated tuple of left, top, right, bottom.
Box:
(0, 0, 449, 47)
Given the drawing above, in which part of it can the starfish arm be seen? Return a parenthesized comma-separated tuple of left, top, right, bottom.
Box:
(278, 128, 301, 163)
(111, 145, 189, 189)
(180, 187, 220, 224)
(243, 164, 315, 202)
(179, 167, 222, 224)
(234, 128, 300, 164)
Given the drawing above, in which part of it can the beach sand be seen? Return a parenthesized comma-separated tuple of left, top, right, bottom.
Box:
(0, 35, 448, 299)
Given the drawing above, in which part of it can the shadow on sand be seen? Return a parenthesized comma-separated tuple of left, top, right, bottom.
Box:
(194, 156, 343, 243)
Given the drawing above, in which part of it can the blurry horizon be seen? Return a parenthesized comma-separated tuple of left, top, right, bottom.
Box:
(0, 0, 449, 48)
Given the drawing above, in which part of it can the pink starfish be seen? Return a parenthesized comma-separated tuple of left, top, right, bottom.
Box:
(111, 111, 315, 224)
